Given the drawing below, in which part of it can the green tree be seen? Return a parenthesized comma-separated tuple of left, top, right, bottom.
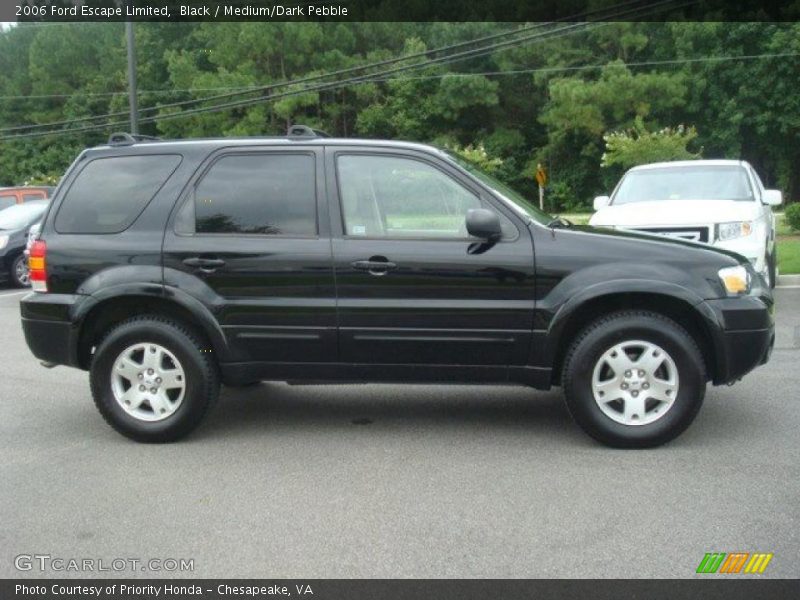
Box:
(602, 117, 701, 169)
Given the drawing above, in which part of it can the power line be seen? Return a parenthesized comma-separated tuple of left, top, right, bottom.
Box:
(0, 0, 690, 141)
(366, 52, 800, 82)
(119, 0, 692, 126)
(8, 39, 784, 101)
(0, 85, 262, 100)
(0, 20, 604, 139)
(0, 22, 540, 131)
(0, 0, 653, 129)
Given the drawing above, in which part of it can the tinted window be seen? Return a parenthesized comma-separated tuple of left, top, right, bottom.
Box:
(0, 195, 15, 210)
(55, 155, 181, 233)
(337, 154, 499, 239)
(191, 153, 316, 236)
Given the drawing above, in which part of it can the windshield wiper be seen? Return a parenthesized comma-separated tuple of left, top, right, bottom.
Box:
(547, 216, 573, 229)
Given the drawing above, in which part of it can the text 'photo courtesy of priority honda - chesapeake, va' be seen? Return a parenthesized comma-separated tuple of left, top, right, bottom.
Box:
(0, 1, 798, 598)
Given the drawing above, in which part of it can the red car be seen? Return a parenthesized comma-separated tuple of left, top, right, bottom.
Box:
(0, 186, 55, 211)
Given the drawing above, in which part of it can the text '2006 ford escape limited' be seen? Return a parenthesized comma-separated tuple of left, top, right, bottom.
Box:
(20, 127, 775, 447)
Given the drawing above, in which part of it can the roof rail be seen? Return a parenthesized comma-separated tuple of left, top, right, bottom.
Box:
(287, 124, 330, 139)
(107, 132, 162, 146)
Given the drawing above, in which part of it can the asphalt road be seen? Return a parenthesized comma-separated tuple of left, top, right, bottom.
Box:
(0, 285, 798, 579)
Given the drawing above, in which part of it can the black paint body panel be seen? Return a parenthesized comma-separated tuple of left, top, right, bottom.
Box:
(19, 137, 774, 388)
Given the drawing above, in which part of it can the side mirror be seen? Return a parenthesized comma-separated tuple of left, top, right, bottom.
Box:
(465, 208, 502, 242)
(593, 195, 611, 210)
(762, 189, 783, 206)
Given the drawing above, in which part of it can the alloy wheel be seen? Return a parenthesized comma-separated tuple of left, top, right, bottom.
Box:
(591, 340, 679, 426)
(110, 342, 186, 422)
(15, 257, 30, 287)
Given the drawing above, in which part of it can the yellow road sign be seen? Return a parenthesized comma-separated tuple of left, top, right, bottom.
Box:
(535, 164, 547, 187)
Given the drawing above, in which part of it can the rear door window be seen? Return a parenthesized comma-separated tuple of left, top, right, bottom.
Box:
(22, 193, 45, 202)
(55, 155, 181, 234)
(0, 195, 15, 210)
(180, 153, 317, 236)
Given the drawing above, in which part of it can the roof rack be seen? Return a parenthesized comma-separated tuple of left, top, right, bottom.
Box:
(287, 124, 330, 139)
(107, 132, 162, 146)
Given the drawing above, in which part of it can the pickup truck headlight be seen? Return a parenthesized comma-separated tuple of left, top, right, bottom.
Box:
(718, 265, 751, 295)
(0, 235, 8, 249)
(717, 221, 752, 241)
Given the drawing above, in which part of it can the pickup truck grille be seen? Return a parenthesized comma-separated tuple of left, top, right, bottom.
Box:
(631, 226, 710, 243)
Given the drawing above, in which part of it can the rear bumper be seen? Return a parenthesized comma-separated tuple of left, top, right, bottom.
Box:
(20, 293, 85, 368)
(700, 294, 775, 385)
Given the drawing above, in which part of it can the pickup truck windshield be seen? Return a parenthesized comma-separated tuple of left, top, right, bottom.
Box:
(613, 165, 754, 205)
(444, 151, 553, 225)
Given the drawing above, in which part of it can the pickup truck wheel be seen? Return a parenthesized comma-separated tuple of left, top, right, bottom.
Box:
(90, 316, 219, 443)
(562, 311, 706, 448)
(767, 250, 777, 289)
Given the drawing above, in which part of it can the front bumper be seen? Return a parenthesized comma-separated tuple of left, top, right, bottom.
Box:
(699, 293, 775, 385)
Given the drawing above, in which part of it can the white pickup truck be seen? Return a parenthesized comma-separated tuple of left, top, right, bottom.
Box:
(590, 160, 783, 287)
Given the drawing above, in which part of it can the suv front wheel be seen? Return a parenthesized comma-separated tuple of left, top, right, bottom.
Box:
(90, 316, 219, 442)
(562, 311, 706, 448)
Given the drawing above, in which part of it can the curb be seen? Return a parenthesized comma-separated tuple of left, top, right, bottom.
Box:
(776, 274, 800, 288)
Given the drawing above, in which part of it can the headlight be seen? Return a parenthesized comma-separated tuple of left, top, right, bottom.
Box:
(718, 265, 751, 295)
(0, 235, 8, 249)
(717, 221, 752, 241)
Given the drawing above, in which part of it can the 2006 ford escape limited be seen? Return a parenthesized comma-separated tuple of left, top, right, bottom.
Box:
(20, 127, 775, 447)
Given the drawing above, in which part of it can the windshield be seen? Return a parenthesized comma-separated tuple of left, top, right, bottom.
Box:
(0, 202, 47, 230)
(443, 151, 553, 225)
(613, 165, 754, 205)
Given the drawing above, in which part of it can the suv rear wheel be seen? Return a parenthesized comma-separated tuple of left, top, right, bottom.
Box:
(562, 311, 706, 448)
(90, 316, 219, 442)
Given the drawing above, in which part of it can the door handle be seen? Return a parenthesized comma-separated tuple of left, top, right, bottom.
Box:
(183, 257, 226, 272)
(351, 259, 398, 275)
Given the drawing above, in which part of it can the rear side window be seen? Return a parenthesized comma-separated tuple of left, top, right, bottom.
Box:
(0, 195, 15, 210)
(22, 193, 44, 202)
(55, 155, 181, 234)
(186, 153, 317, 236)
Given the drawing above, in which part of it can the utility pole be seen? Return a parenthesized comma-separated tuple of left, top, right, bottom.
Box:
(125, 17, 138, 134)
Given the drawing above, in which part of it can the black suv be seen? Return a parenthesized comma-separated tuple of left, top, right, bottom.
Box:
(20, 128, 775, 447)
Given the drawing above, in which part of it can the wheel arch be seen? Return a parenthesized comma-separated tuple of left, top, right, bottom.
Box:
(75, 291, 231, 370)
(547, 291, 718, 386)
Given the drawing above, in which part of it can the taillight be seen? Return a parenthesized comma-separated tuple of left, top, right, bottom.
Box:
(29, 240, 47, 292)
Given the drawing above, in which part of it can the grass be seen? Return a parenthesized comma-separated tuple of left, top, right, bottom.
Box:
(561, 211, 800, 274)
(777, 236, 800, 274)
(561, 212, 592, 225)
(385, 214, 463, 230)
(775, 212, 793, 236)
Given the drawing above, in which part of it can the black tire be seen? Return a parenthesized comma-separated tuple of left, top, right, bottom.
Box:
(10, 254, 30, 288)
(90, 316, 219, 443)
(562, 310, 706, 448)
(767, 249, 777, 290)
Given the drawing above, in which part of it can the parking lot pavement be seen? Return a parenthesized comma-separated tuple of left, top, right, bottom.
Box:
(0, 286, 798, 579)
